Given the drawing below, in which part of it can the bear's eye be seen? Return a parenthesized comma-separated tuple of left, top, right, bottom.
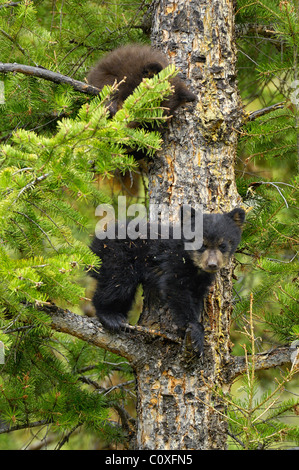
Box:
(219, 243, 227, 252)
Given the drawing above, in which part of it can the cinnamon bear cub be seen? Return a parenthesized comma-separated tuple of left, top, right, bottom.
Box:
(87, 44, 196, 117)
(89, 207, 245, 358)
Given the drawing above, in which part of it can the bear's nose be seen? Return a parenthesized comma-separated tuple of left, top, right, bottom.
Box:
(207, 262, 218, 270)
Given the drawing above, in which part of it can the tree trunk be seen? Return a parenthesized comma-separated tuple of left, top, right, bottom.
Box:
(134, 0, 245, 450)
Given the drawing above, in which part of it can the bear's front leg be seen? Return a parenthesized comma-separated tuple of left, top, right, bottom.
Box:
(186, 321, 205, 358)
(167, 291, 205, 358)
(92, 285, 138, 332)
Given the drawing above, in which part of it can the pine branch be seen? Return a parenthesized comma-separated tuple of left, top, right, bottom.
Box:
(235, 23, 280, 38)
(225, 346, 292, 383)
(38, 302, 139, 361)
(37, 302, 175, 365)
(0, 2, 21, 9)
(55, 423, 83, 450)
(247, 101, 286, 121)
(0, 420, 51, 435)
(0, 63, 100, 95)
(40, 303, 295, 381)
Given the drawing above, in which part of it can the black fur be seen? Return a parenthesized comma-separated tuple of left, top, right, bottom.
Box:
(89, 208, 245, 357)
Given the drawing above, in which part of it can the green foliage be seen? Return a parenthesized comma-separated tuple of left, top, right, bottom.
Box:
(0, 64, 174, 445)
(236, 0, 298, 132)
(0, 331, 131, 447)
(0, 0, 298, 451)
(0, 0, 148, 134)
(227, 373, 299, 450)
(225, 298, 299, 450)
(234, 177, 298, 344)
(0, 0, 174, 449)
(229, 0, 299, 449)
(233, 0, 299, 347)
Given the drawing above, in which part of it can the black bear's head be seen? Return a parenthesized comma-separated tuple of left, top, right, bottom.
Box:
(190, 208, 245, 273)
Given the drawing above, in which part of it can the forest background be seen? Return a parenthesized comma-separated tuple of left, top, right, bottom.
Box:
(0, 0, 298, 450)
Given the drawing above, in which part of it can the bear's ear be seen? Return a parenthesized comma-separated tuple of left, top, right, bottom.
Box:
(142, 62, 163, 78)
(227, 208, 246, 228)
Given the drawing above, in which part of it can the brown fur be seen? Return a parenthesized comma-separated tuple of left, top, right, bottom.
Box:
(87, 44, 196, 117)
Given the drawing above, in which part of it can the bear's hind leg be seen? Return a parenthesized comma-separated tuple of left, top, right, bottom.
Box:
(92, 284, 138, 331)
(95, 308, 127, 331)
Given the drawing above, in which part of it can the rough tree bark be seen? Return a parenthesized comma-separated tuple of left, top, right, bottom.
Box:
(134, 0, 244, 450)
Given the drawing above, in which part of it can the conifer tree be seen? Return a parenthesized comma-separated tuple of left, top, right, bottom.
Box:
(0, 0, 298, 450)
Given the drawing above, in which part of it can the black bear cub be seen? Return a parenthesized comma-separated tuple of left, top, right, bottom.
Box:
(87, 44, 196, 117)
(89, 207, 245, 358)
